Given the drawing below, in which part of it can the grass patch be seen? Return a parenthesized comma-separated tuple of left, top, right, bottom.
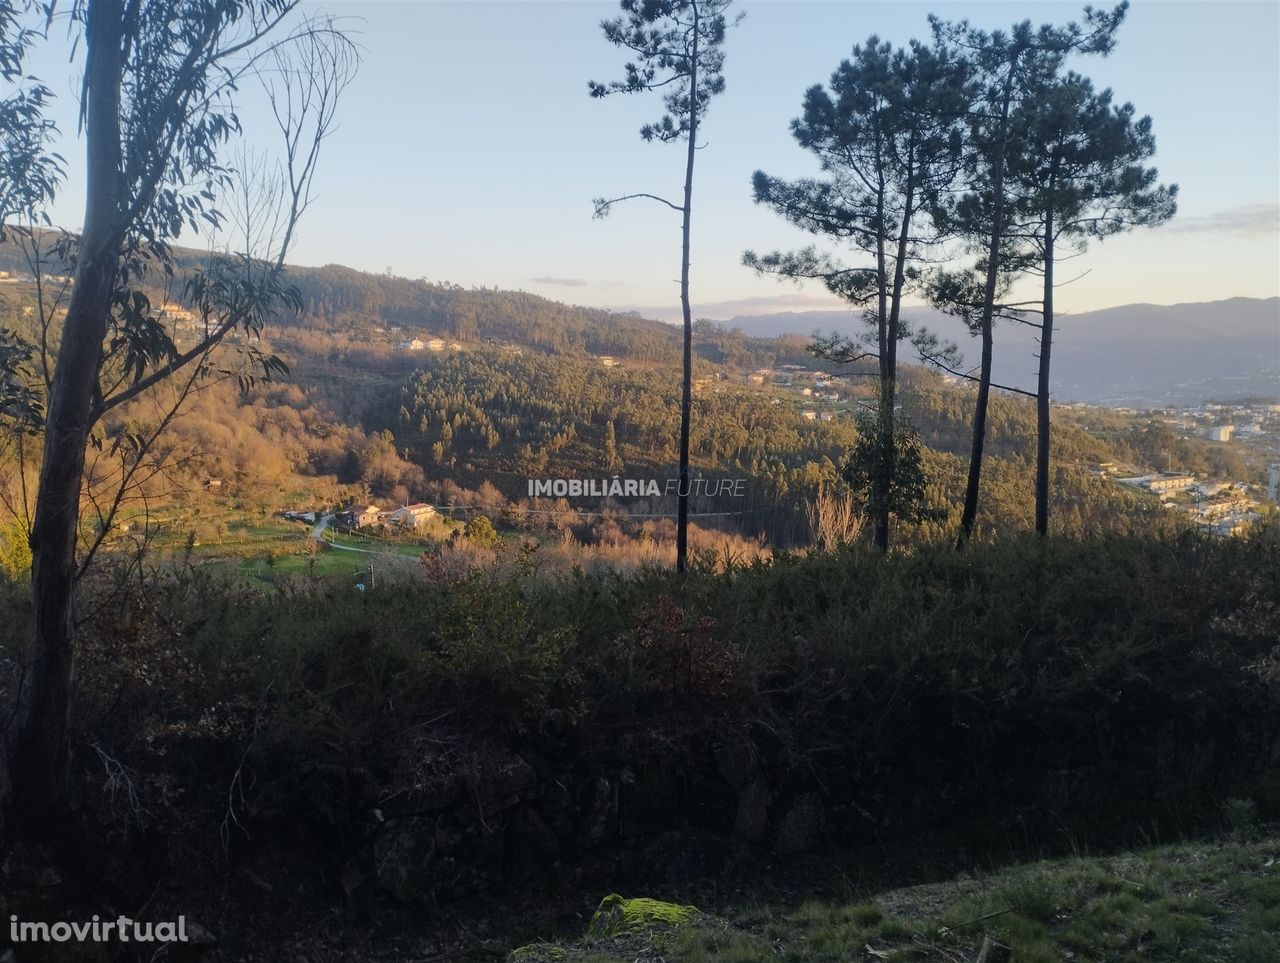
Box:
(512, 836, 1280, 962)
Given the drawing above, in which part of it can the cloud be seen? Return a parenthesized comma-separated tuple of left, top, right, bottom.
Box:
(1166, 203, 1279, 237)
(528, 276, 590, 287)
(612, 290, 850, 324)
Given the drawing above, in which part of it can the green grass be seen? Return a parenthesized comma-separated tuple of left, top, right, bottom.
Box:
(516, 836, 1280, 963)
(235, 549, 372, 581)
(322, 529, 434, 556)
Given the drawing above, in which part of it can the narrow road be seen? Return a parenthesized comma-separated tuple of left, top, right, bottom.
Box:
(311, 513, 334, 539)
(310, 513, 397, 556)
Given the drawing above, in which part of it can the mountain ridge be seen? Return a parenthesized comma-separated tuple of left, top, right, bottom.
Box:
(709, 296, 1279, 407)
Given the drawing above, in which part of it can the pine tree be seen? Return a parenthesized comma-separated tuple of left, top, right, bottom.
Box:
(745, 37, 968, 551)
(590, 0, 741, 573)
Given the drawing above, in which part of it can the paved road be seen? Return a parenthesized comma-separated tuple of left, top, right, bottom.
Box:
(310, 513, 334, 539)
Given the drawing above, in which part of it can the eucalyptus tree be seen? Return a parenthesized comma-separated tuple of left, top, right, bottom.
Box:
(1002, 72, 1176, 536)
(0, 1, 58, 232)
(590, 0, 741, 574)
(0, 1, 58, 442)
(928, 3, 1129, 548)
(3, 0, 355, 821)
(744, 37, 968, 551)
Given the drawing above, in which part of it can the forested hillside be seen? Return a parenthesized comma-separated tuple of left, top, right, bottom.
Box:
(0, 244, 1239, 557)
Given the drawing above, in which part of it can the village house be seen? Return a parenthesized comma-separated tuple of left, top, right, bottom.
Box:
(386, 503, 438, 529)
(427, 338, 446, 352)
(343, 504, 383, 528)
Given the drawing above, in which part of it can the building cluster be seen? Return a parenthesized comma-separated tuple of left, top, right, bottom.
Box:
(1113, 471, 1266, 536)
(1153, 400, 1280, 445)
(398, 337, 455, 353)
(279, 502, 440, 532)
(0, 270, 75, 286)
(744, 366, 848, 419)
(339, 502, 438, 531)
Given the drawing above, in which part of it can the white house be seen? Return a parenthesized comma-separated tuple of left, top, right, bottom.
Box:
(387, 503, 438, 529)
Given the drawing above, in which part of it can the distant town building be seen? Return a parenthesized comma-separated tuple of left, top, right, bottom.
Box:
(1194, 481, 1230, 498)
(599, 355, 619, 368)
(400, 338, 424, 351)
(1204, 425, 1234, 442)
(801, 410, 817, 421)
(1118, 473, 1196, 494)
(1145, 473, 1196, 494)
(427, 338, 446, 352)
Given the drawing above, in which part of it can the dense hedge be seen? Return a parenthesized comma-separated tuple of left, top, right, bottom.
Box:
(3, 528, 1279, 893)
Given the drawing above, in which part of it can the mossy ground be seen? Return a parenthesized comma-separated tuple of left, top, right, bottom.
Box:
(513, 835, 1280, 962)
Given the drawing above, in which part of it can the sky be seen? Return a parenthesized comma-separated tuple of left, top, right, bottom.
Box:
(20, 0, 1280, 323)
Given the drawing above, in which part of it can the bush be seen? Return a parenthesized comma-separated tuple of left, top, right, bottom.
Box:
(7, 526, 1279, 880)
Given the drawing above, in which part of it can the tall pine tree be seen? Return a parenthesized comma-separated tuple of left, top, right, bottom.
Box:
(590, 0, 740, 573)
(745, 37, 968, 552)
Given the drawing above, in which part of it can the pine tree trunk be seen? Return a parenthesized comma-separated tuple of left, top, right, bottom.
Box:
(675, 3, 699, 575)
(7, 0, 124, 821)
(1035, 208, 1054, 537)
(878, 173, 915, 554)
(870, 195, 890, 553)
(957, 70, 1015, 550)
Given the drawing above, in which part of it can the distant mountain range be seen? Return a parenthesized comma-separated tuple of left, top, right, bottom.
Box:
(712, 297, 1280, 408)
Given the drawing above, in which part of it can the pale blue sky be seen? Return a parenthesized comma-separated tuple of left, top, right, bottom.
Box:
(24, 0, 1280, 321)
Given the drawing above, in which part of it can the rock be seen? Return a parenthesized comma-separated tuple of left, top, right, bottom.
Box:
(774, 793, 826, 855)
(734, 772, 772, 842)
(584, 894, 700, 939)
